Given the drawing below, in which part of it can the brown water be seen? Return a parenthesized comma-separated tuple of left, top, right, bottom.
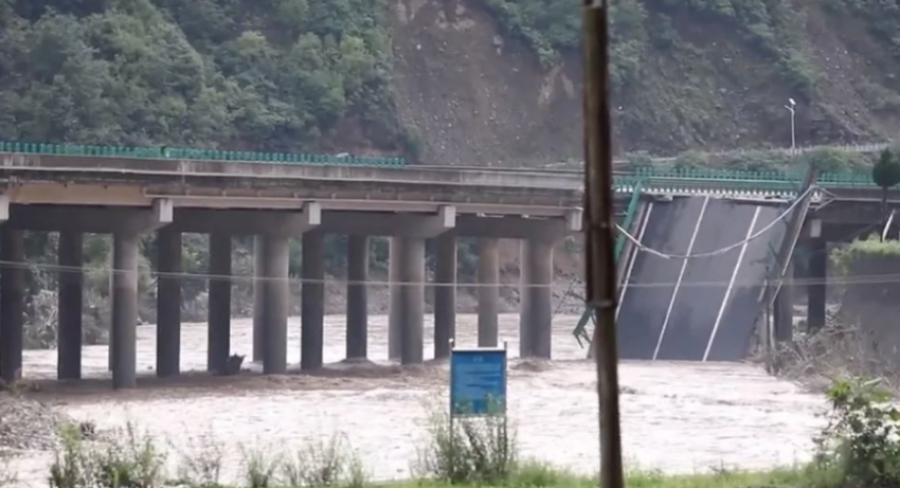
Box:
(7, 314, 827, 487)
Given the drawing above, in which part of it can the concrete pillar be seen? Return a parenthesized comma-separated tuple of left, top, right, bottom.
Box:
(478, 238, 500, 348)
(774, 262, 794, 343)
(259, 234, 289, 374)
(207, 233, 231, 374)
(58, 232, 83, 381)
(0, 229, 25, 384)
(389, 237, 425, 365)
(808, 238, 827, 333)
(301, 231, 324, 370)
(388, 241, 401, 360)
(156, 228, 182, 378)
(108, 249, 114, 373)
(434, 233, 456, 359)
(346, 235, 368, 360)
(111, 232, 139, 389)
(519, 239, 554, 359)
(252, 236, 264, 363)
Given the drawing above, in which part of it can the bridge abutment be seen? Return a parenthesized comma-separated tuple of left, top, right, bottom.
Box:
(156, 228, 182, 378)
(346, 235, 368, 360)
(433, 232, 456, 359)
(301, 230, 325, 370)
(0, 228, 25, 385)
(208, 232, 232, 374)
(519, 238, 554, 359)
(478, 238, 500, 348)
(58, 231, 83, 381)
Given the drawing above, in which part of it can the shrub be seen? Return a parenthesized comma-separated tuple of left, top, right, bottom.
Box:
(173, 434, 225, 488)
(416, 410, 517, 484)
(813, 377, 900, 486)
(281, 433, 366, 488)
(49, 422, 166, 488)
(241, 446, 280, 488)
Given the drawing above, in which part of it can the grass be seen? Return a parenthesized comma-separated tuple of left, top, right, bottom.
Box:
(395, 463, 832, 488)
(39, 398, 867, 488)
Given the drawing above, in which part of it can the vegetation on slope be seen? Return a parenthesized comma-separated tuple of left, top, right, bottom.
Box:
(457, 0, 900, 154)
(475, 0, 813, 94)
(0, 0, 408, 154)
(0, 0, 416, 347)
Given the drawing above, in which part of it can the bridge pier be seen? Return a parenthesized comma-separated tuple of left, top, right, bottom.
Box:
(478, 238, 500, 348)
(519, 238, 554, 359)
(0, 228, 25, 385)
(346, 235, 368, 360)
(111, 231, 139, 389)
(434, 233, 456, 359)
(808, 238, 827, 333)
(156, 228, 182, 378)
(207, 233, 232, 374)
(389, 237, 425, 364)
(774, 261, 794, 343)
(258, 234, 289, 375)
(301, 231, 325, 370)
(252, 237, 265, 363)
(58, 231, 83, 381)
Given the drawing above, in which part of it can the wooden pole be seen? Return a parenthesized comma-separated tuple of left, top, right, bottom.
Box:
(583, 2, 624, 488)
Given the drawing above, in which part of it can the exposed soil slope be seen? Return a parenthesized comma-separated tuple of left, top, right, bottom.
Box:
(390, 0, 900, 165)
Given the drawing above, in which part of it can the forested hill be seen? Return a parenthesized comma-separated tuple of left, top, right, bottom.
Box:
(0, 0, 412, 157)
(3, 0, 900, 165)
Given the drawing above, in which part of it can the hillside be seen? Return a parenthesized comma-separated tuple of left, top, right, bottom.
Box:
(2, 0, 899, 163)
(392, 0, 900, 165)
(0, 0, 412, 156)
(2, 0, 900, 348)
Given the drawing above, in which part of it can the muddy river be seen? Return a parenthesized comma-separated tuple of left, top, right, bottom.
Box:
(6, 314, 827, 487)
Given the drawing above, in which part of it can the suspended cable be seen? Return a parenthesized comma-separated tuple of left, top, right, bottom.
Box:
(615, 186, 816, 260)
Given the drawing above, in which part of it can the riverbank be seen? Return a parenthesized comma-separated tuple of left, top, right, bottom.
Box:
(3, 314, 828, 488)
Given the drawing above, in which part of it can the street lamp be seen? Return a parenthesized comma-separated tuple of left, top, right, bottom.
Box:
(784, 98, 796, 150)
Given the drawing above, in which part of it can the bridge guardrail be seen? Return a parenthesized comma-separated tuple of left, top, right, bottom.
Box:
(0, 141, 886, 191)
(614, 166, 878, 190)
(0, 141, 406, 168)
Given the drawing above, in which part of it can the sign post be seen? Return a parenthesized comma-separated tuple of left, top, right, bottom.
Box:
(449, 344, 508, 418)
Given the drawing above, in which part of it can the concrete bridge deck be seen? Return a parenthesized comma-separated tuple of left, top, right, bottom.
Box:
(1, 150, 898, 388)
(0, 152, 585, 389)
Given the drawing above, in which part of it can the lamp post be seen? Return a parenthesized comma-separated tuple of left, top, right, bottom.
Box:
(784, 98, 796, 151)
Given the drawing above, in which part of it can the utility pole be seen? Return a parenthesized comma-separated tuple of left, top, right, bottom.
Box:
(583, 2, 624, 488)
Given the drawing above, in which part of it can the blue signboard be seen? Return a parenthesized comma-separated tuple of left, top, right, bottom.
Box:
(450, 348, 507, 417)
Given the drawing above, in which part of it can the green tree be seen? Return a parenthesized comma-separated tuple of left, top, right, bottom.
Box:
(275, 0, 309, 35)
(872, 148, 900, 229)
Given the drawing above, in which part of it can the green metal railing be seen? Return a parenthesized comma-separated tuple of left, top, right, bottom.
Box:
(0, 140, 885, 186)
(614, 179, 643, 261)
(615, 166, 877, 190)
(0, 141, 406, 167)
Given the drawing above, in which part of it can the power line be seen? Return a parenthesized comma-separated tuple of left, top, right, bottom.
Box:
(4, 252, 900, 292)
(614, 186, 815, 260)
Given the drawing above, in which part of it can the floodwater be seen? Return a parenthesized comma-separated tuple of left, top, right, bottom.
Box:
(7, 314, 827, 487)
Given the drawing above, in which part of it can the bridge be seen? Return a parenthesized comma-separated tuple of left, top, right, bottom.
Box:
(0, 142, 894, 388)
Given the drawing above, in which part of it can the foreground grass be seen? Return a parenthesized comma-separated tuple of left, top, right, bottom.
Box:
(390, 462, 832, 488)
